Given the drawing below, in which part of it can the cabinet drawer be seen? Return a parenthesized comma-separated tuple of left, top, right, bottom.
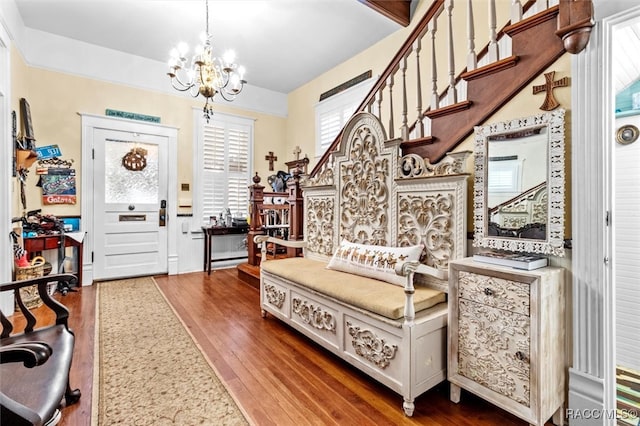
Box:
(458, 271, 530, 316)
(458, 298, 531, 406)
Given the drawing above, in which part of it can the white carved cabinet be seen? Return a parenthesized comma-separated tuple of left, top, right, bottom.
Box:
(448, 258, 565, 426)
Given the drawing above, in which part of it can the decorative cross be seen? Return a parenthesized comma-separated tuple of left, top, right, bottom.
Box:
(532, 71, 569, 111)
(293, 145, 301, 161)
(265, 151, 278, 171)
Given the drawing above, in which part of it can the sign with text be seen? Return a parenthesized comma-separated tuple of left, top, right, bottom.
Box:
(35, 144, 62, 160)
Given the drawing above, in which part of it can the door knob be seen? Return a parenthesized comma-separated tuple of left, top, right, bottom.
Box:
(128, 205, 135, 211)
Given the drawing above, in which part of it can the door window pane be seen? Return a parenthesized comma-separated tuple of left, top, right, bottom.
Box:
(105, 140, 159, 204)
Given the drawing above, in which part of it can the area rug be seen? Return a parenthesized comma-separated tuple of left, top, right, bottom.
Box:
(92, 276, 250, 425)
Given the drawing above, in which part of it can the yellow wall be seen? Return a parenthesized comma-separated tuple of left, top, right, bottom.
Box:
(10, 47, 287, 218)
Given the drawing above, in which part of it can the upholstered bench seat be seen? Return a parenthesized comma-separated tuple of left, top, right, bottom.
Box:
(261, 257, 446, 320)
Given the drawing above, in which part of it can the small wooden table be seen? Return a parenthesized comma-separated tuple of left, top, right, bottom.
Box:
(202, 225, 248, 275)
(23, 232, 84, 285)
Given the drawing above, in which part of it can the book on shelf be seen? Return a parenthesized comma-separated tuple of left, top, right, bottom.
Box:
(473, 251, 548, 270)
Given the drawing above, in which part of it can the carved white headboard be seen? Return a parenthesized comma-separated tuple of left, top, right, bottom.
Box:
(303, 112, 470, 291)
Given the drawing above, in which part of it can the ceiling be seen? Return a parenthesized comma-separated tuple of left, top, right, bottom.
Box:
(13, 0, 405, 94)
(614, 21, 640, 95)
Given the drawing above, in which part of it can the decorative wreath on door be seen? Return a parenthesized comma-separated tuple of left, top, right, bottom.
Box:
(122, 147, 148, 171)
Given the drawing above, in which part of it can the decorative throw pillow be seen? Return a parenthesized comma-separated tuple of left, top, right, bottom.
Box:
(326, 240, 423, 286)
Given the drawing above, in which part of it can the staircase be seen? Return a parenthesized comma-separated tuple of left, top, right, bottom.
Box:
(311, 0, 593, 176)
(237, 0, 593, 287)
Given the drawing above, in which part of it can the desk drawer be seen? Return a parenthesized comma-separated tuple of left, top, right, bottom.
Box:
(24, 236, 61, 251)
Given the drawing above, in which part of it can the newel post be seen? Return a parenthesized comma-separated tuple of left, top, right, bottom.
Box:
(286, 168, 304, 258)
(248, 172, 265, 266)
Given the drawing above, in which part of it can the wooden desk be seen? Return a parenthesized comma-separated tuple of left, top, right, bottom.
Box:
(23, 233, 84, 285)
(202, 226, 248, 275)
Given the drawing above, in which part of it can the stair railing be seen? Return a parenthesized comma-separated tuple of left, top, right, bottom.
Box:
(310, 0, 558, 179)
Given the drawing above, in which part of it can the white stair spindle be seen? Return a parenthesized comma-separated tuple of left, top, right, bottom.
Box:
(488, 0, 499, 62)
(401, 56, 409, 141)
(387, 75, 395, 139)
(414, 39, 424, 138)
(511, 0, 523, 23)
(467, 0, 477, 71)
(376, 89, 383, 122)
(445, 0, 457, 105)
(429, 18, 439, 110)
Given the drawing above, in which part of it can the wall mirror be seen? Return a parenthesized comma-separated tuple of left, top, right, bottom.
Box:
(473, 109, 566, 257)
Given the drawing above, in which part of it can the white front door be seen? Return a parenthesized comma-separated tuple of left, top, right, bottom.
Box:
(92, 128, 168, 280)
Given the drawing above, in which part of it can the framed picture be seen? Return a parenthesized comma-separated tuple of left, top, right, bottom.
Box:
(20, 98, 35, 143)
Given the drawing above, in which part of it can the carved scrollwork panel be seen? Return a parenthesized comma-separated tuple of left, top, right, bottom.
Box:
(398, 151, 472, 178)
(306, 161, 334, 187)
(305, 196, 335, 256)
(458, 298, 531, 406)
(338, 125, 390, 245)
(264, 284, 286, 309)
(397, 193, 454, 270)
(292, 298, 336, 333)
(346, 321, 397, 369)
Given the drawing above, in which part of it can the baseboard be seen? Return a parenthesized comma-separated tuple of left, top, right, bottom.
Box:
(568, 368, 609, 425)
(81, 262, 93, 286)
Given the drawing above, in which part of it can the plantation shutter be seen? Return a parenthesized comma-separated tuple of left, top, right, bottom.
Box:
(487, 159, 521, 193)
(318, 104, 357, 155)
(315, 79, 373, 158)
(201, 117, 251, 224)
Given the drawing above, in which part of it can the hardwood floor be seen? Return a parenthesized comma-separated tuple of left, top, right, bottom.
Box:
(44, 269, 553, 425)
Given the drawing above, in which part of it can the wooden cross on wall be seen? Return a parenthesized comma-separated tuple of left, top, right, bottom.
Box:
(532, 71, 569, 111)
(293, 146, 301, 161)
(265, 151, 278, 171)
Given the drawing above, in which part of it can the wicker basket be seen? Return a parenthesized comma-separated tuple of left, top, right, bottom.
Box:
(15, 257, 45, 310)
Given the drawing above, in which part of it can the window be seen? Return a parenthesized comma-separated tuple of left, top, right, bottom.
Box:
(315, 79, 373, 158)
(487, 157, 522, 193)
(193, 111, 254, 225)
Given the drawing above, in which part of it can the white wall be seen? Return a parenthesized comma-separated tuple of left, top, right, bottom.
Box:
(613, 113, 640, 372)
(0, 19, 13, 313)
(176, 216, 247, 274)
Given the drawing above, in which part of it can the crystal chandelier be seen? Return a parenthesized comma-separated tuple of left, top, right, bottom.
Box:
(167, 0, 246, 121)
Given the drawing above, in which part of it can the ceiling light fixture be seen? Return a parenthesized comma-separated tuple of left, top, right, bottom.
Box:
(167, 0, 246, 121)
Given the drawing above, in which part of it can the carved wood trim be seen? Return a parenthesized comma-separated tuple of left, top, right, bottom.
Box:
(292, 297, 337, 333)
(346, 321, 397, 369)
(264, 284, 286, 309)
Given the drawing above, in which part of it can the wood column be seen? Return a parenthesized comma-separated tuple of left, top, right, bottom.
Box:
(248, 173, 265, 266)
(286, 169, 304, 258)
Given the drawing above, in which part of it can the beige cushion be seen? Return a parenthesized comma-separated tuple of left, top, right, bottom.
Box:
(326, 240, 423, 286)
(261, 257, 445, 320)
